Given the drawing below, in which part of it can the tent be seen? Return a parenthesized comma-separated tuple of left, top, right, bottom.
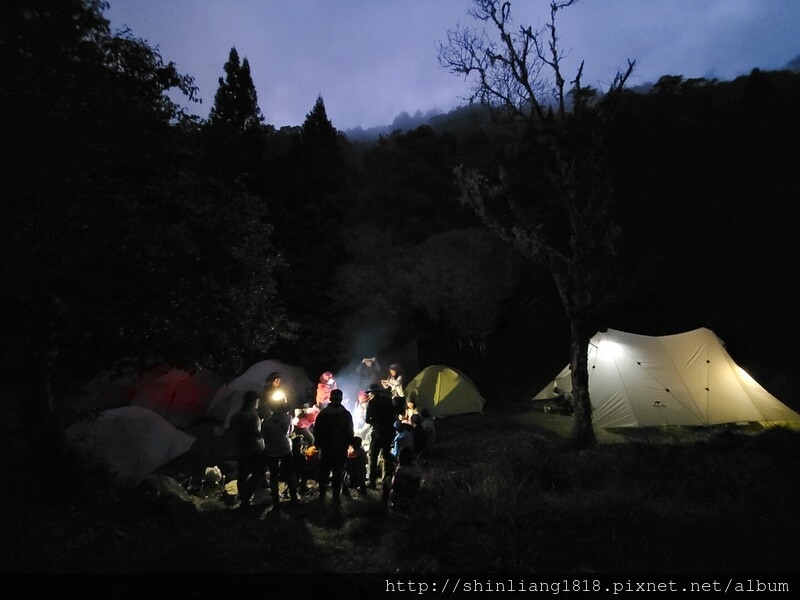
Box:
(130, 368, 221, 427)
(533, 327, 800, 428)
(65, 406, 196, 478)
(405, 364, 485, 418)
(74, 363, 171, 414)
(207, 359, 314, 428)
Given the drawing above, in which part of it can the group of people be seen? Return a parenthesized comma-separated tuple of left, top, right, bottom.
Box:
(229, 360, 434, 515)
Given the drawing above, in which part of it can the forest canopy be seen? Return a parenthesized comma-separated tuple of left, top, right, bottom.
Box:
(2, 0, 799, 430)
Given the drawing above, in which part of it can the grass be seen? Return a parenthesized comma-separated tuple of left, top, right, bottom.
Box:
(3, 401, 799, 573)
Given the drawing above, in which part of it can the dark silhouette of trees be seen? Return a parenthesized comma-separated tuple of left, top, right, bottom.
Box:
(602, 69, 800, 403)
(208, 47, 263, 133)
(204, 47, 268, 177)
(4, 0, 799, 444)
(359, 125, 474, 243)
(261, 95, 358, 373)
(332, 124, 500, 365)
(404, 227, 521, 341)
(438, 0, 634, 447)
(1, 0, 292, 422)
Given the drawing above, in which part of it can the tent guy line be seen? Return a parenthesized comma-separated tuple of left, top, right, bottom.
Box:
(535, 327, 800, 428)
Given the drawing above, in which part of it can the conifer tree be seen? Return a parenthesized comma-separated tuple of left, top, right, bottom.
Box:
(208, 47, 263, 132)
(301, 95, 338, 146)
(299, 95, 346, 190)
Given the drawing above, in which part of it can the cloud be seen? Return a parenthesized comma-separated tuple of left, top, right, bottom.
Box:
(107, 0, 800, 130)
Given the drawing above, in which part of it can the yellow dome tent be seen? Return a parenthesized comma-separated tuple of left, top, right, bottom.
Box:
(405, 364, 485, 419)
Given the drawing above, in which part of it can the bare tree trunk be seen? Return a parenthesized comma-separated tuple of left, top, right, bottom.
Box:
(440, 0, 634, 449)
(568, 320, 595, 448)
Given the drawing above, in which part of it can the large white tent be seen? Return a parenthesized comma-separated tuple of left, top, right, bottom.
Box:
(534, 327, 800, 428)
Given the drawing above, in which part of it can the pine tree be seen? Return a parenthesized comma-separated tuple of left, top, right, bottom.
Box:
(299, 95, 348, 191)
(208, 47, 263, 132)
(301, 95, 337, 146)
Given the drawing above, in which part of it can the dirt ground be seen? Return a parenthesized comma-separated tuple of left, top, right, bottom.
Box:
(18, 399, 787, 573)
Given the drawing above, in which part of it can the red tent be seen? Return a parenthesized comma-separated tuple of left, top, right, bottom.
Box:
(130, 368, 220, 427)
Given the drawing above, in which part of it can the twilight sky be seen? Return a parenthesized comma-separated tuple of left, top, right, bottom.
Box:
(105, 0, 800, 132)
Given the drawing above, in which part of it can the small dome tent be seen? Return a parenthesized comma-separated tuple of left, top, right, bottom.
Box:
(207, 359, 314, 428)
(534, 327, 800, 428)
(130, 368, 220, 427)
(405, 365, 485, 418)
(65, 406, 196, 478)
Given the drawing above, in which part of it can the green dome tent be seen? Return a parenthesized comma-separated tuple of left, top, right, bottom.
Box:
(405, 365, 485, 419)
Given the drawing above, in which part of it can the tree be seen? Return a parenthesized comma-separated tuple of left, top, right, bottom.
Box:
(260, 95, 356, 372)
(0, 0, 292, 421)
(203, 47, 268, 178)
(2, 0, 196, 398)
(438, 0, 634, 447)
(208, 47, 264, 133)
(404, 228, 521, 342)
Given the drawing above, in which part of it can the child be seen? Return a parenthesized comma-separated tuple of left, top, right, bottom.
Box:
(342, 436, 368, 495)
(386, 446, 422, 513)
(292, 402, 319, 446)
(390, 419, 414, 460)
(420, 408, 436, 456)
(291, 435, 311, 495)
(410, 413, 426, 458)
(401, 393, 419, 425)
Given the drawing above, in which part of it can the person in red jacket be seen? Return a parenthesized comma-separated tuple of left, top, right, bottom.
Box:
(315, 370, 338, 409)
(292, 402, 319, 446)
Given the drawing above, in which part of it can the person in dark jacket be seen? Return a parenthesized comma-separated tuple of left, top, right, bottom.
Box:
(261, 371, 284, 420)
(229, 390, 265, 509)
(356, 356, 382, 391)
(386, 446, 422, 514)
(313, 388, 354, 505)
(342, 435, 368, 496)
(261, 393, 298, 514)
(364, 383, 396, 489)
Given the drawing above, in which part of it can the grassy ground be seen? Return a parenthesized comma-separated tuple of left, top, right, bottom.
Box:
(3, 400, 800, 573)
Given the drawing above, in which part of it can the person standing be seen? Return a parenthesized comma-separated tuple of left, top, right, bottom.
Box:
(315, 370, 338, 409)
(261, 371, 284, 420)
(364, 383, 396, 490)
(356, 356, 382, 391)
(353, 389, 371, 439)
(229, 390, 265, 510)
(313, 388, 353, 505)
(381, 363, 406, 418)
(342, 435, 368, 496)
(260, 393, 298, 515)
